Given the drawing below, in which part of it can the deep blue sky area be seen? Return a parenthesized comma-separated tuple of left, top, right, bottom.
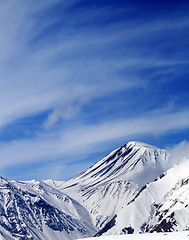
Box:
(0, 0, 188, 181)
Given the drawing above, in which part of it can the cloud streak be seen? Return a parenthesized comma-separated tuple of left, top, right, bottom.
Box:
(0, 1, 149, 129)
(0, 109, 189, 170)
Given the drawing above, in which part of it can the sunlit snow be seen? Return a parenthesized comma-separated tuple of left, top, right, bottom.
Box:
(78, 231, 189, 240)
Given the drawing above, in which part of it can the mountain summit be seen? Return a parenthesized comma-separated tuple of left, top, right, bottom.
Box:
(64, 141, 169, 187)
(0, 141, 188, 239)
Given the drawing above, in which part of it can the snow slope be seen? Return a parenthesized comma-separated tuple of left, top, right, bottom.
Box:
(78, 231, 189, 240)
(97, 157, 189, 235)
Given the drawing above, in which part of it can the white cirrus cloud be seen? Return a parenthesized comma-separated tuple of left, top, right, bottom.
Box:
(0, 109, 189, 170)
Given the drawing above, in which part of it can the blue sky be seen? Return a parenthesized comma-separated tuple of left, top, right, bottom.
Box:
(0, 0, 189, 181)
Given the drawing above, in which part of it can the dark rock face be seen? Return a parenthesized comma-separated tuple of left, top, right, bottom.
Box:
(122, 226, 134, 234)
(94, 215, 117, 237)
(150, 213, 177, 232)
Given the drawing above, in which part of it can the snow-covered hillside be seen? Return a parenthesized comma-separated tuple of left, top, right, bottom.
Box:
(0, 177, 96, 240)
(78, 231, 189, 240)
(0, 141, 188, 239)
(99, 157, 189, 236)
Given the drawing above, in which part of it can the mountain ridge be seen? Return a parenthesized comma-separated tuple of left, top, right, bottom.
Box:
(0, 141, 188, 239)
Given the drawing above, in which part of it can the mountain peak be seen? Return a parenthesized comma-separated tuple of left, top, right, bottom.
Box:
(127, 141, 158, 149)
(63, 141, 168, 190)
(0, 176, 8, 184)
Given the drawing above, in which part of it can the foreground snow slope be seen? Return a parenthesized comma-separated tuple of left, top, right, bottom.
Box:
(78, 231, 189, 240)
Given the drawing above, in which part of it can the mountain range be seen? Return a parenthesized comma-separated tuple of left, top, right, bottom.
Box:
(0, 141, 188, 239)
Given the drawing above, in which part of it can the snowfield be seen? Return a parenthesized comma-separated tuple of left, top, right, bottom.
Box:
(78, 231, 189, 240)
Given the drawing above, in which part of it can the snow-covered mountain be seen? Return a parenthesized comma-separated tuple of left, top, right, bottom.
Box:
(0, 141, 188, 239)
(60, 141, 170, 229)
(0, 177, 96, 240)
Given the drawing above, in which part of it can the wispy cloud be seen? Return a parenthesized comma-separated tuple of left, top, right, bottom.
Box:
(166, 141, 189, 168)
(0, 1, 147, 129)
(0, 109, 189, 171)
